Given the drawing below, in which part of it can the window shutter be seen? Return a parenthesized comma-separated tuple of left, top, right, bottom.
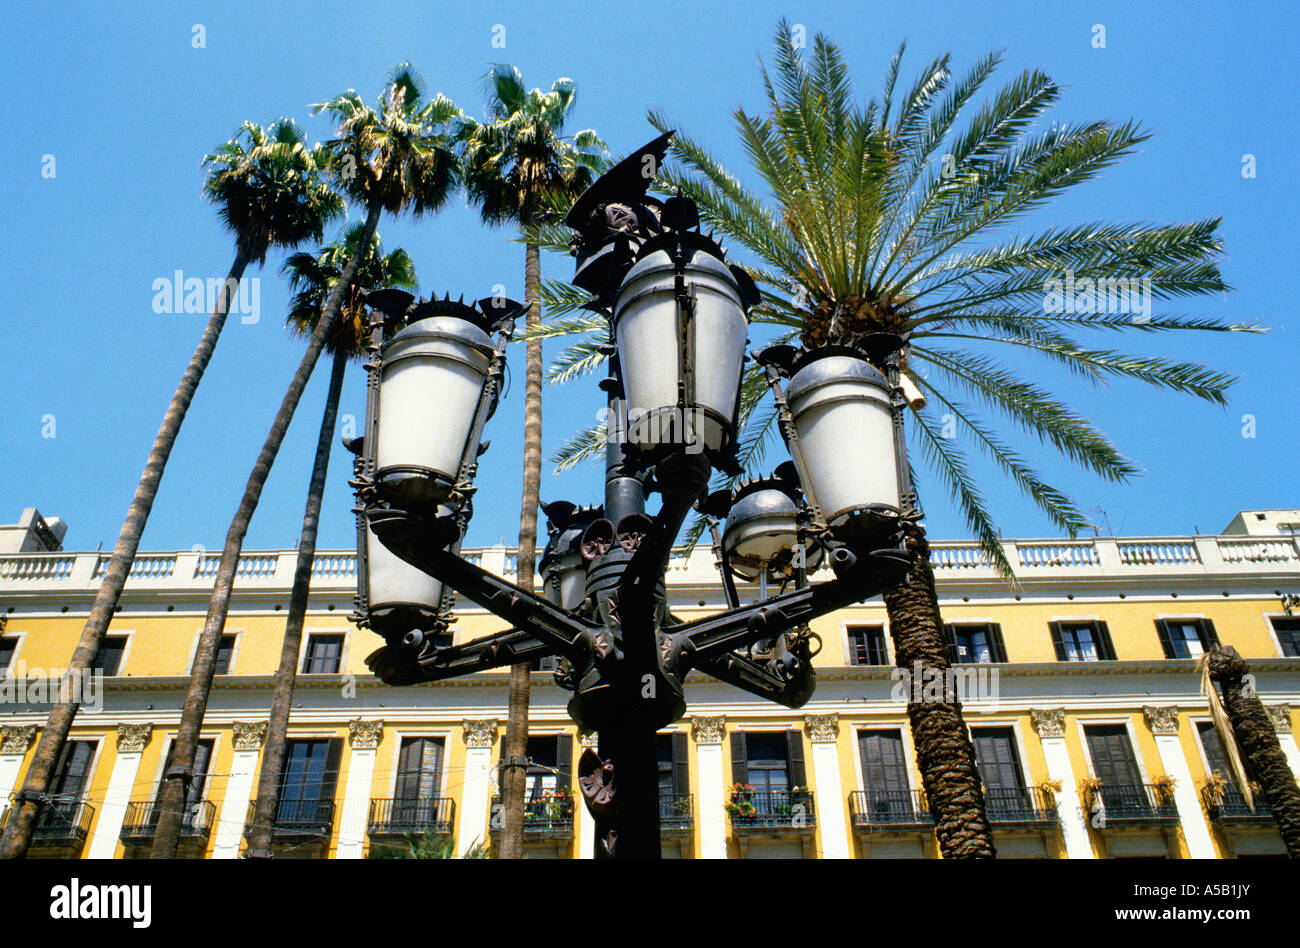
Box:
(987, 624, 1007, 663)
(730, 732, 748, 786)
(319, 738, 344, 804)
(1048, 623, 1067, 661)
(786, 730, 807, 788)
(1155, 620, 1176, 659)
(1095, 621, 1117, 661)
(943, 624, 960, 663)
(1199, 619, 1220, 649)
(556, 734, 572, 793)
(672, 732, 689, 798)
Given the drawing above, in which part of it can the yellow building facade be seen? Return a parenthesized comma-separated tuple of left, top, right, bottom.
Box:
(1, 509, 1298, 859)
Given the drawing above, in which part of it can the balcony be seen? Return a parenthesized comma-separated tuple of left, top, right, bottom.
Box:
(1087, 783, 1179, 825)
(120, 800, 215, 845)
(246, 798, 335, 839)
(0, 800, 95, 854)
(727, 789, 816, 832)
(367, 797, 455, 837)
(985, 786, 1058, 828)
(1207, 786, 1275, 825)
(659, 793, 694, 835)
(849, 789, 932, 832)
(490, 793, 574, 839)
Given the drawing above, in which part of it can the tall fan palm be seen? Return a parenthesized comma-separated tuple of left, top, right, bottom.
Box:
(151, 63, 461, 857)
(456, 64, 605, 859)
(244, 225, 416, 859)
(0, 118, 341, 859)
(535, 22, 1255, 858)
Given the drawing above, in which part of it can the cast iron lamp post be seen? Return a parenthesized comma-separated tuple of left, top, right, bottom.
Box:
(349, 134, 918, 859)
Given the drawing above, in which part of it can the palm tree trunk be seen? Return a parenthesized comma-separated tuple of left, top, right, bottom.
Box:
(882, 520, 997, 858)
(244, 344, 347, 859)
(0, 250, 252, 860)
(1207, 645, 1300, 857)
(500, 238, 544, 859)
(151, 203, 382, 857)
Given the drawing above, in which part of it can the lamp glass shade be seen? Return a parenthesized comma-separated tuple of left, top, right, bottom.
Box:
(375, 316, 493, 512)
(362, 521, 444, 619)
(722, 485, 824, 582)
(613, 249, 747, 455)
(787, 351, 900, 537)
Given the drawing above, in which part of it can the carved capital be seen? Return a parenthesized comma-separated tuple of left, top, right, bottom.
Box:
(690, 715, 726, 745)
(232, 721, 267, 751)
(1, 725, 37, 755)
(115, 723, 152, 753)
(1030, 708, 1066, 738)
(348, 719, 383, 749)
(1143, 706, 1180, 737)
(1266, 703, 1292, 734)
(462, 719, 498, 748)
(579, 729, 599, 748)
(803, 714, 839, 743)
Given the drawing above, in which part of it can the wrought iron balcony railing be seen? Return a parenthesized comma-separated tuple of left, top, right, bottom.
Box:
(659, 793, 694, 833)
(0, 800, 95, 847)
(120, 799, 215, 841)
(984, 786, 1059, 825)
(849, 789, 931, 829)
(1207, 785, 1274, 823)
(246, 798, 335, 838)
(1087, 783, 1179, 823)
(367, 797, 455, 836)
(727, 789, 816, 830)
(490, 794, 575, 836)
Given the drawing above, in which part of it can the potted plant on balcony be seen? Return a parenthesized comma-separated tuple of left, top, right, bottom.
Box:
(1078, 775, 1103, 813)
(541, 788, 570, 821)
(725, 784, 757, 821)
(1036, 778, 1063, 808)
(1199, 771, 1228, 811)
(1150, 773, 1177, 807)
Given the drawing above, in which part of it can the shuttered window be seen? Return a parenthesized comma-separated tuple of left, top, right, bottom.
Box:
(1269, 618, 1300, 657)
(944, 623, 1007, 663)
(657, 732, 689, 798)
(520, 734, 572, 798)
(302, 634, 344, 674)
(395, 737, 444, 803)
(857, 729, 910, 795)
(1049, 621, 1117, 661)
(0, 637, 16, 674)
(279, 739, 342, 807)
(730, 731, 806, 792)
(41, 740, 95, 828)
(972, 728, 1025, 791)
(1155, 619, 1219, 659)
(846, 625, 888, 665)
(1084, 725, 1143, 791)
(153, 739, 214, 821)
(91, 636, 127, 675)
(213, 636, 236, 675)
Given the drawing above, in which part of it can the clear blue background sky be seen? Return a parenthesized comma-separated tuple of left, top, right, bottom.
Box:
(2, 0, 1296, 556)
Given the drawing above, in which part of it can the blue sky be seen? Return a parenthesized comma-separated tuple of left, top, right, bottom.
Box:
(2, 0, 1296, 556)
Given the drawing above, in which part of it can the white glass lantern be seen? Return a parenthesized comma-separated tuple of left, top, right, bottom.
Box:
(722, 478, 824, 583)
(613, 244, 749, 459)
(374, 314, 494, 514)
(361, 520, 446, 633)
(786, 348, 902, 547)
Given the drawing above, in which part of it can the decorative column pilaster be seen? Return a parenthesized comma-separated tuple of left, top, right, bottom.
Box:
(1263, 703, 1300, 780)
(458, 719, 497, 856)
(0, 725, 37, 821)
(804, 715, 847, 859)
(337, 720, 383, 859)
(691, 716, 727, 859)
(88, 724, 153, 859)
(1029, 708, 1092, 859)
(213, 721, 266, 859)
(1143, 706, 1215, 858)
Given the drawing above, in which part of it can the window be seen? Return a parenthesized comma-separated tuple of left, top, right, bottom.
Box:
(302, 634, 344, 674)
(519, 735, 572, 800)
(846, 625, 888, 665)
(90, 635, 127, 675)
(153, 739, 214, 827)
(395, 737, 444, 803)
(1050, 621, 1117, 661)
(1196, 722, 1237, 784)
(40, 740, 95, 830)
(213, 636, 236, 675)
(1269, 618, 1300, 658)
(972, 728, 1039, 818)
(945, 623, 1007, 663)
(0, 637, 16, 675)
(277, 739, 342, 823)
(1155, 619, 1218, 659)
(730, 731, 806, 793)
(1084, 724, 1146, 813)
(657, 732, 689, 799)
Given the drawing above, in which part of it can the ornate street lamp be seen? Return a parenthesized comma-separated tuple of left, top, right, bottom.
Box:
(350, 134, 917, 858)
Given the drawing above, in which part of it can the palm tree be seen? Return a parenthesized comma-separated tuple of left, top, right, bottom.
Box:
(536, 22, 1254, 858)
(244, 225, 416, 859)
(0, 119, 341, 859)
(456, 65, 605, 859)
(151, 64, 461, 857)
